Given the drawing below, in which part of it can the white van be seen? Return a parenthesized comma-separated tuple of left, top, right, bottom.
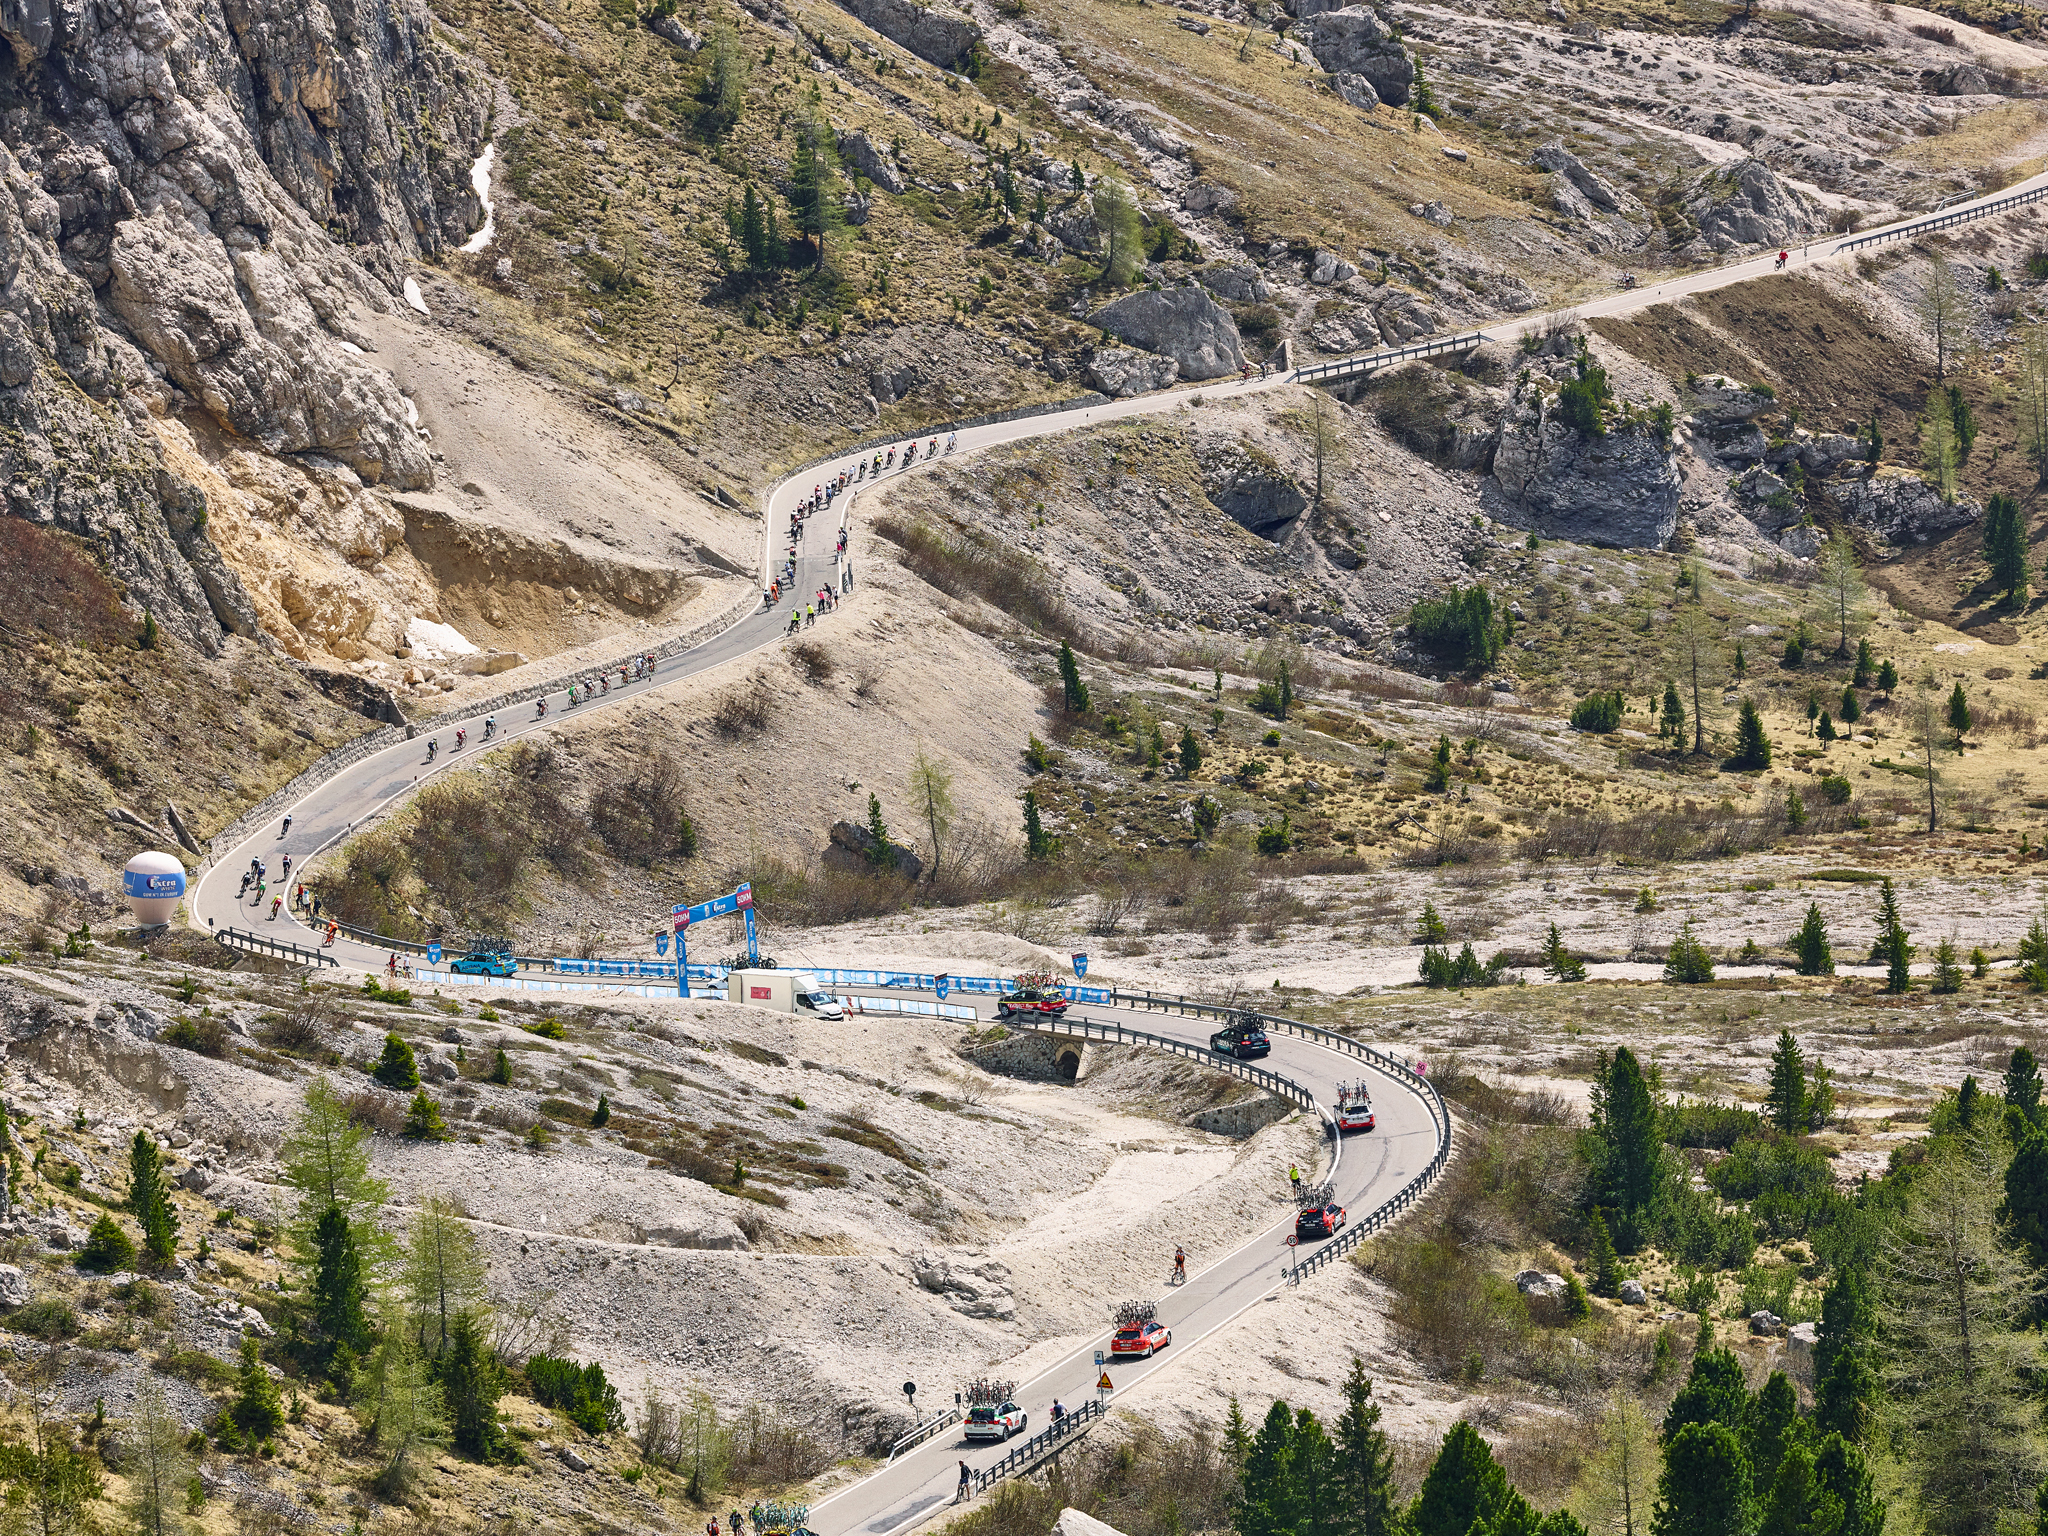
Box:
(727, 968, 847, 1020)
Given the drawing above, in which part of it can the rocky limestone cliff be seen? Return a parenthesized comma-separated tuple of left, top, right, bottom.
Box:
(1490, 367, 1681, 548)
(0, 0, 489, 652)
(1091, 286, 1243, 381)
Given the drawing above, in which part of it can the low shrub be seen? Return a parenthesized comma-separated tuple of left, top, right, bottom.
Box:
(525, 1353, 626, 1436)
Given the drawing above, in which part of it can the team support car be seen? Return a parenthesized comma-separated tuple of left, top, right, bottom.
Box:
(450, 949, 518, 977)
(1110, 1319, 1172, 1358)
(1209, 1021, 1271, 1060)
(995, 986, 1069, 1020)
(963, 1402, 1029, 1442)
(1296, 1201, 1347, 1241)
(1335, 1083, 1375, 1133)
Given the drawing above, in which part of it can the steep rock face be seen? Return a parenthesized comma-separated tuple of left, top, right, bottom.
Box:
(1491, 375, 1680, 548)
(1086, 346, 1177, 398)
(1302, 8, 1413, 107)
(1680, 159, 1819, 253)
(1195, 436, 1308, 537)
(1090, 286, 1243, 380)
(0, 0, 489, 649)
(1825, 472, 1977, 545)
(836, 0, 980, 69)
(1531, 139, 1646, 251)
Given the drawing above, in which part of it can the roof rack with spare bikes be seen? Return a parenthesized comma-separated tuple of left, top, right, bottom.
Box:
(1113, 1298, 1158, 1325)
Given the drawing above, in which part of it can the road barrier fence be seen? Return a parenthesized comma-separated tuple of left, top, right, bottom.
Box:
(969, 1399, 1105, 1496)
(889, 1409, 963, 1463)
(214, 927, 339, 968)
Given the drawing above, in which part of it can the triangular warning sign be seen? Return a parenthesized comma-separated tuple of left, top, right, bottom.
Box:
(1097, 1372, 1113, 1391)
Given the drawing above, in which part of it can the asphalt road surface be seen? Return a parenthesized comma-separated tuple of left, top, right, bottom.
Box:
(180, 166, 2043, 1534)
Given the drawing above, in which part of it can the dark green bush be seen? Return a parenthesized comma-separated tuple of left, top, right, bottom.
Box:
(525, 1353, 626, 1436)
(1569, 690, 1624, 733)
(1408, 584, 1503, 667)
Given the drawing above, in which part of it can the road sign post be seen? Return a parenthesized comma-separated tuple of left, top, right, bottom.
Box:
(427, 942, 441, 967)
(1096, 1370, 1112, 1407)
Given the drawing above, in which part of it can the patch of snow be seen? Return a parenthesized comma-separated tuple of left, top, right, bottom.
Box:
(401, 394, 419, 429)
(403, 277, 430, 316)
(406, 617, 478, 658)
(338, 340, 364, 355)
(459, 143, 497, 255)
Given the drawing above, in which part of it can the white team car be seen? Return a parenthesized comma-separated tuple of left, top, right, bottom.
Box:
(962, 1402, 1029, 1442)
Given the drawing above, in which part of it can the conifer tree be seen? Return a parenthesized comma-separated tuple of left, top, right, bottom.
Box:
(1871, 879, 1913, 994)
(1731, 698, 1772, 770)
(1331, 1357, 1399, 1536)
(128, 1129, 178, 1268)
(1540, 923, 1587, 982)
(1791, 904, 1834, 976)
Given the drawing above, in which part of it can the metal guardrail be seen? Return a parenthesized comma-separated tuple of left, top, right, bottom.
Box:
(969, 1399, 1104, 1495)
(214, 927, 338, 968)
(889, 1409, 963, 1463)
(1836, 179, 2048, 252)
(1292, 328, 1488, 385)
(1031, 1016, 1319, 1113)
(1284, 1129, 1451, 1283)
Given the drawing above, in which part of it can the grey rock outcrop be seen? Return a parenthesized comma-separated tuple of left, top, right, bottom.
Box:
(836, 0, 981, 68)
(0, 1265, 29, 1308)
(647, 13, 703, 49)
(1092, 287, 1243, 380)
(1492, 372, 1681, 548)
(1311, 251, 1357, 286)
(1514, 1269, 1567, 1299)
(1785, 1321, 1820, 1382)
(1201, 264, 1270, 304)
(1618, 1278, 1647, 1305)
(825, 819, 925, 882)
(1825, 473, 1978, 545)
(1309, 311, 1380, 354)
(0, 0, 490, 653)
(1689, 374, 1778, 425)
(1531, 139, 1646, 250)
(1681, 159, 1820, 253)
(1196, 437, 1308, 537)
(1303, 8, 1414, 106)
(911, 1249, 1016, 1319)
(1087, 347, 1179, 398)
(838, 130, 906, 195)
(1374, 289, 1444, 342)
(1410, 200, 1453, 227)
(1183, 181, 1239, 217)
(1330, 73, 1382, 112)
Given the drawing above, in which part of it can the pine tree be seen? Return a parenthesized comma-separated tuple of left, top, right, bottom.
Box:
(487, 1049, 512, 1086)
(1839, 685, 1861, 725)
(402, 1091, 450, 1142)
(2003, 1126, 2048, 1278)
(1278, 660, 1293, 721)
(1057, 639, 1089, 713)
(784, 98, 843, 267)
(1179, 725, 1202, 778)
(1853, 637, 1874, 688)
(1948, 680, 1972, 742)
(1417, 901, 1449, 944)
(1411, 1421, 1510, 1536)
(1747, 1371, 1804, 1499)
(592, 1093, 611, 1128)
(1331, 1356, 1399, 1536)
(1730, 698, 1772, 770)
(402, 1197, 490, 1361)
(1589, 1048, 1664, 1239)
(1733, 639, 1748, 679)
(1660, 681, 1686, 742)
(1757, 1444, 1837, 1536)
(1588, 1209, 1621, 1297)
(1663, 918, 1715, 984)
(1764, 1030, 1828, 1133)
(864, 793, 890, 862)
(363, 1331, 445, 1497)
(374, 1033, 420, 1091)
(1932, 936, 1963, 994)
(1817, 711, 1837, 746)
(1791, 904, 1834, 976)
(231, 1336, 285, 1441)
(312, 1203, 372, 1368)
(1813, 1435, 1885, 1536)
(1562, 1272, 1593, 1321)
(1023, 790, 1052, 859)
(1652, 1422, 1752, 1536)
(1815, 1346, 1879, 1445)
(1876, 658, 1898, 695)
(441, 1311, 507, 1460)
(2007, 1045, 2044, 1123)
(1540, 923, 1587, 982)
(128, 1129, 179, 1268)
(1239, 1400, 1296, 1536)
(1871, 878, 1913, 995)
(1664, 1347, 1750, 1441)
(1985, 492, 2030, 606)
(738, 184, 771, 269)
(122, 1376, 193, 1536)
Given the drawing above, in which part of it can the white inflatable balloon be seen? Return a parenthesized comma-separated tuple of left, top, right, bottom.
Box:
(123, 851, 186, 928)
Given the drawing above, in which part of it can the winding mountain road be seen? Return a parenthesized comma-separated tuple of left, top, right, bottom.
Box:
(178, 166, 2048, 1534)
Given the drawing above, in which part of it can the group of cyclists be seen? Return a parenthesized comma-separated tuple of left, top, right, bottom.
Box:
(764, 432, 958, 615)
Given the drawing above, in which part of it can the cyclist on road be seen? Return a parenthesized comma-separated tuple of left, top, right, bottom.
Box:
(426, 738, 438, 762)
(455, 728, 466, 749)
(1173, 1246, 1186, 1284)
(484, 716, 496, 740)
(269, 895, 282, 920)
(280, 814, 292, 838)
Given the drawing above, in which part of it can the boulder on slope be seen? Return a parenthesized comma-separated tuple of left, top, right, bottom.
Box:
(1087, 347, 1178, 398)
(1090, 286, 1243, 381)
(1303, 8, 1414, 106)
(835, 0, 981, 69)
